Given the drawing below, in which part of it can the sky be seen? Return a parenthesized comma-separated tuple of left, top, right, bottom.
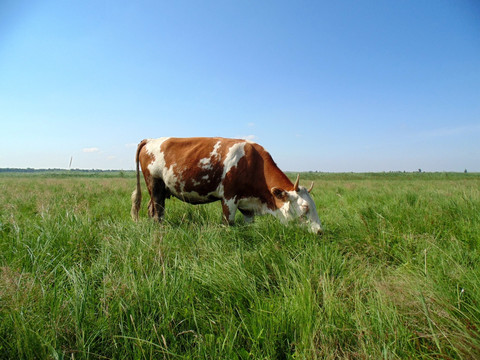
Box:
(1, 0, 479, 172)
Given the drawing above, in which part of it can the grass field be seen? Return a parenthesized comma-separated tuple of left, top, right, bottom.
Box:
(1, 172, 479, 359)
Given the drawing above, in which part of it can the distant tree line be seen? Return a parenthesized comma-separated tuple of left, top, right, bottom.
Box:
(0, 168, 133, 173)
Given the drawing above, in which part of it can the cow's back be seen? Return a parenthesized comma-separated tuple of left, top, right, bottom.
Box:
(144, 137, 248, 203)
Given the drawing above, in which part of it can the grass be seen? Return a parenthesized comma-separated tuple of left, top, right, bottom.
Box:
(0, 172, 479, 359)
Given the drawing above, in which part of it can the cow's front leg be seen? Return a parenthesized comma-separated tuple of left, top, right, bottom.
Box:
(221, 198, 238, 225)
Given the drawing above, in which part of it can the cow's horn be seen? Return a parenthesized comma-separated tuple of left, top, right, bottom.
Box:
(308, 182, 314, 193)
(293, 174, 300, 191)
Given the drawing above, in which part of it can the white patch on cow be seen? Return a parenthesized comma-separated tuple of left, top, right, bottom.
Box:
(275, 202, 291, 223)
(211, 141, 221, 157)
(145, 137, 185, 193)
(224, 197, 238, 222)
(222, 142, 246, 178)
(145, 138, 168, 176)
(199, 140, 222, 170)
(199, 158, 211, 169)
(216, 141, 246, 199)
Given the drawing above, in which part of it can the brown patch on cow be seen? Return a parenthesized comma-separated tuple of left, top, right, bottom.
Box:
(223, 142, 294, 211)
(138, 145, 154, 192)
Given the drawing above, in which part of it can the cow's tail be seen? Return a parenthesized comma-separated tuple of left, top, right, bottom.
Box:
(131, 139, 147, 221)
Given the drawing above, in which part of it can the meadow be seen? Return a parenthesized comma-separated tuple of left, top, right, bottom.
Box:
(0, 171, 479, 359)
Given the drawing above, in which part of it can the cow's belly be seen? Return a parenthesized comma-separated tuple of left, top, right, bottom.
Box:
(168, 188, 220, 205)
(237, 197, 271, 214)
(161, 169, 223, 205)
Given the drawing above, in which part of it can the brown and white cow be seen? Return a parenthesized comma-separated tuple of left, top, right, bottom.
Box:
(131, 137, 323, 234)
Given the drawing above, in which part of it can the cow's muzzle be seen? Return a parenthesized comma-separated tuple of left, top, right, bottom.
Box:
(309, 223, 324, 236)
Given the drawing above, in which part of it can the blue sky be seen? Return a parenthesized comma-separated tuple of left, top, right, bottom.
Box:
(1, 0, 479, 172)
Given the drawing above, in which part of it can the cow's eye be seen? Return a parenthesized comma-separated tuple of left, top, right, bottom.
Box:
(301, 204, 309, 213)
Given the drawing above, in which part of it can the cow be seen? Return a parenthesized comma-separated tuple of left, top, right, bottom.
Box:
(131, 137, 323, 234)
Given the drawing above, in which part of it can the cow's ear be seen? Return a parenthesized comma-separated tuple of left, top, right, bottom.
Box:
(271, 187, 288, 201)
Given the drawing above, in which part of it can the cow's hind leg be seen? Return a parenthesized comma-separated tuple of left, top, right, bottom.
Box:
(142, 174, 155, 218)
(151, 177, 167, 222)
(147, 200, 154, 218)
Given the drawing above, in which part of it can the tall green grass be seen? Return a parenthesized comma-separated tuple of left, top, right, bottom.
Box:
(0, 173, 479, 359)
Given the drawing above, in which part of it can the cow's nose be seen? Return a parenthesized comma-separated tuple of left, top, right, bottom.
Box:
(310, 224, 323, 235)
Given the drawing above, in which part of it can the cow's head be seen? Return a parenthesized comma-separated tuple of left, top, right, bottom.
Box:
(271, 175, 323, 235)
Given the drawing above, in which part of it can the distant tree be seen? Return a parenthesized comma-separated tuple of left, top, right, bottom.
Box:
(418, 169, 422, 173)
(465, 169, 468, 173)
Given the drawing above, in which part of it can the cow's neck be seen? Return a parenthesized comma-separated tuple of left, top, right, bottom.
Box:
(262, 154, 294, 191)
(262, 156, 294, 214)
